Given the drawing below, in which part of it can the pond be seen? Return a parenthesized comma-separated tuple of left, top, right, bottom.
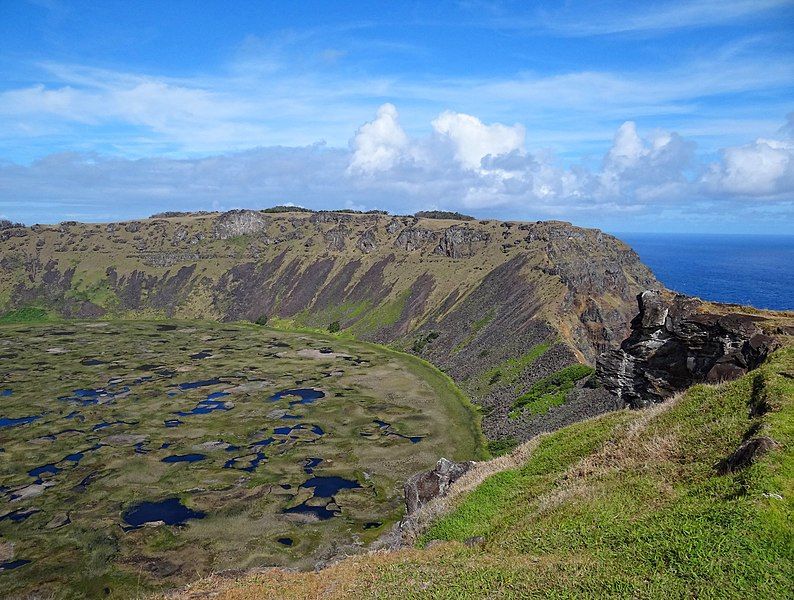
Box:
(161, 454, 206, 464)
(0, 415, 40, 428)
(122, 497, 206, 529)
(268, 388, 326, 406)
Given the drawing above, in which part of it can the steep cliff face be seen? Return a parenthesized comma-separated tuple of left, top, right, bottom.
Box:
(597, 290, 781, 407)
(0, 209, 659, 439)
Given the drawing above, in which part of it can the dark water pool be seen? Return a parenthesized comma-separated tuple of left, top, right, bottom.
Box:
(80, 358, 107, 366)
(122, 497, 205, 528)
(161, 453, 206, 464)
(28, 463, 61, 480)
(301, 475, 361, 497)
(0, 559, 31, 571)
(0, 507, 40, 523)
(176, 391, 231, 416)
(373, 419, 423, 444)
(0, 415, 40, 428)
(283, 501, 337, 520)
(269, 388, 325, 406)
(177, 378, 222, 390)
(303, 457, 322, 473)
(224, 450, 266, 472)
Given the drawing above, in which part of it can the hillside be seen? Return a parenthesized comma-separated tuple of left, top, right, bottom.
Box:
(163, 344, 794, 599)
(0, 210, 658, 442)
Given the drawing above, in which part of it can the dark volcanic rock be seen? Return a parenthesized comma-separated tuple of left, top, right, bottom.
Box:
(716, 436, 780, 475)
(404, 458, 475, 514)
(597, 290, 779, 408)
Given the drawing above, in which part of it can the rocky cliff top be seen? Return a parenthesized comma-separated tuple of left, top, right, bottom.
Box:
(596, 289, 790, 407)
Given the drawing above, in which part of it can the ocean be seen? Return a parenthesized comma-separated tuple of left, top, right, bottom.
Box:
(616, 233, 794, 311)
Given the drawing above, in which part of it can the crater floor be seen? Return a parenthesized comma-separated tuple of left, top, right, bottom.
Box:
(0, 321, 482, 597)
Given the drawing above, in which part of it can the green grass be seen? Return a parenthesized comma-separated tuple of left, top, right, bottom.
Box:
(348, 289, 411, 336)
(0, 306, 57, 323)
(422, 411, 630, 544)
(510, 363, 595, 417)
(472, 340, 552, 393)
(407, 347, 794, 598)
(145, 348, 793, 599)
(67, 276, 120, 309)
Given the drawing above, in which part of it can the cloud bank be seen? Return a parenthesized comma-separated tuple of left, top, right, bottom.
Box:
(2, 105, 792, 230)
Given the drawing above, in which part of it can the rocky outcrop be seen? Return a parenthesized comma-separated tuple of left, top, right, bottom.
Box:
(433, 225, 490, 258)
(1, 219, 24, 230)
(357, 228, 377, 254)
(395, 227, 437, 251)
(404, 458, 475, 514)
(597, 290, 779, 408)
(323, 225, 348, 251)
(212, 210, 269, 239)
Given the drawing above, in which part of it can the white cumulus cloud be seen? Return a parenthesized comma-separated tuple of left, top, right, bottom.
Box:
(703, 136, 794, 197)
(431, 111, 525, 170)
(347, 103, 409, 174)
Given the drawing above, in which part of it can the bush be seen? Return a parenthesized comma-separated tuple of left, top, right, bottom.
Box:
(254, 315, 268, 326)
(328, 321, 341, 333)
(415, 210, 474, 221)
(261, 205, 314, 213)
(412, 331, 440, 353)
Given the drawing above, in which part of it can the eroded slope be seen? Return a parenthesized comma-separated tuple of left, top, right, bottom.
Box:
(0, 210, 658, 441)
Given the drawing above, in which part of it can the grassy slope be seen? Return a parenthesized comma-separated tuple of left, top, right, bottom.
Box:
(171, 346, 793, 599)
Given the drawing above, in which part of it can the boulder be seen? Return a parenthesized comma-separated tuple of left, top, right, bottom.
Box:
(323, 225, 348, 251)
(716, 436, 780, 475)
(404, 458, 475, 514)
(45, 512, 71, 529)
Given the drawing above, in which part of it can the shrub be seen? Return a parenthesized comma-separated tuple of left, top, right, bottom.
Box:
(261, 205, 314, 213)
(254, 315, 268, 326)
(412, 331, 440, 353)
(415, 210, 474, 221)
(328, 321, 341, 333)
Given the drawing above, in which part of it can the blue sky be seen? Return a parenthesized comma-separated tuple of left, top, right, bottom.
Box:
(1, 0, 793, 232)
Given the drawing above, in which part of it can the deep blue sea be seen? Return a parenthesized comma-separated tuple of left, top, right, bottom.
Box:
(616, 233, 794, 311)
